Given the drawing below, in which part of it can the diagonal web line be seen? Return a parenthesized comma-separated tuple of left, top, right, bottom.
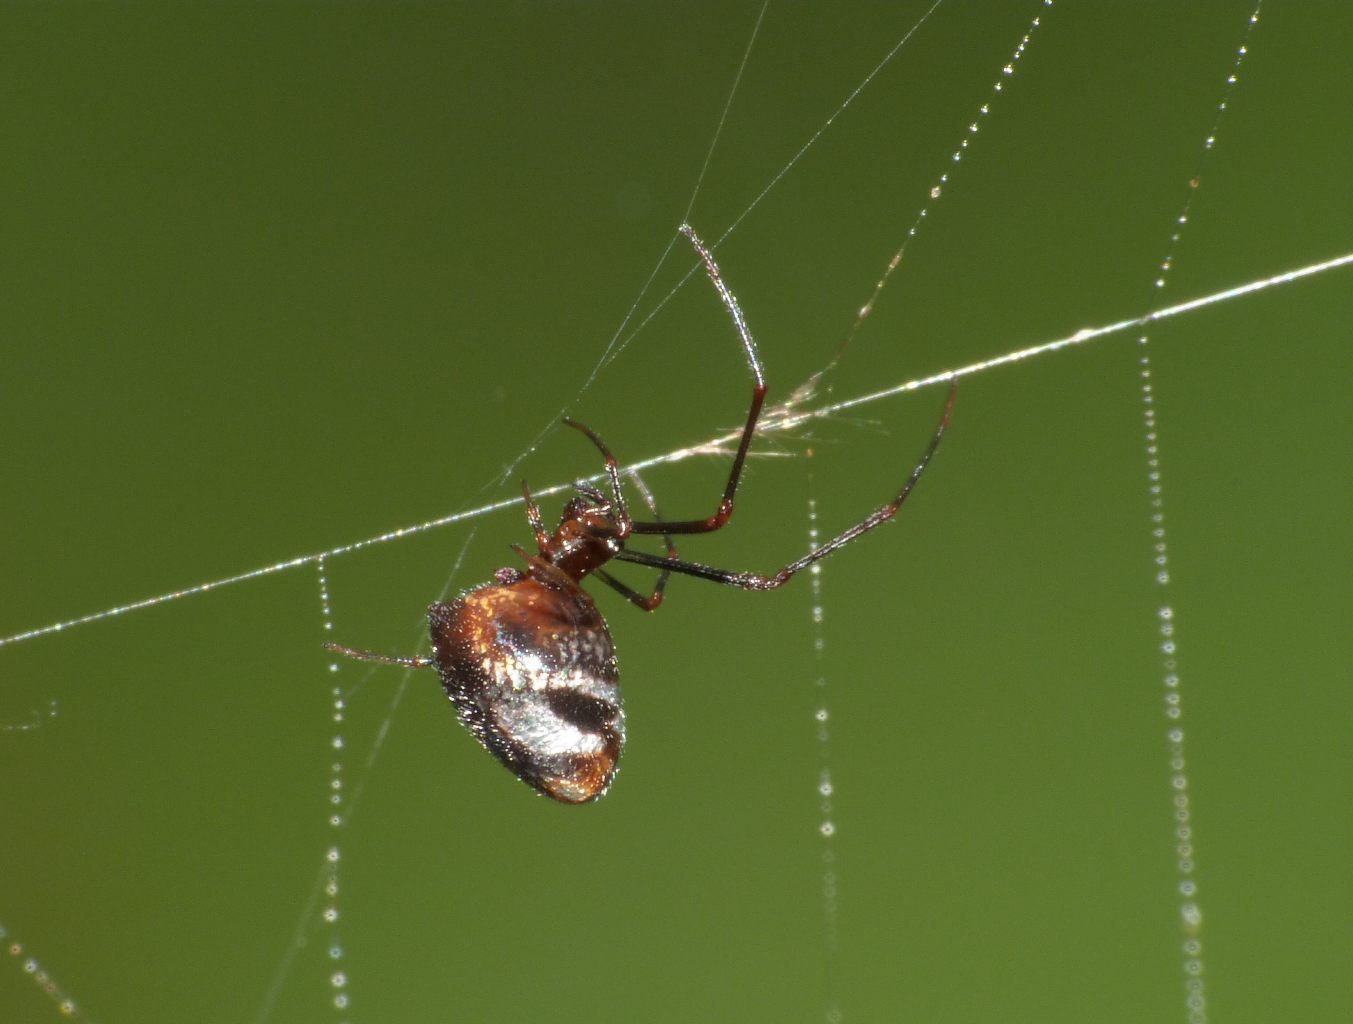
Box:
(2, 247, 1351, 651)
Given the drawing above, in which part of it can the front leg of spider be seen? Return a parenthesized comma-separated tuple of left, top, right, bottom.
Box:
(324, 223, 955, 804)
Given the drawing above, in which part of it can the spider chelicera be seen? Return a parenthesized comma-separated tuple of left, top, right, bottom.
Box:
(326, 224, 956, 804)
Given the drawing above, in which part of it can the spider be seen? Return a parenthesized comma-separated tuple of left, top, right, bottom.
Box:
(326, 224, 956, 804)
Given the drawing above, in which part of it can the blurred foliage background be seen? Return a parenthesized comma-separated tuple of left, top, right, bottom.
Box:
(1, 3, 1350, 1022)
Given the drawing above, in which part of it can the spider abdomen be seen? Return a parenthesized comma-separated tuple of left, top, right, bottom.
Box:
(428, 576, 624, 804)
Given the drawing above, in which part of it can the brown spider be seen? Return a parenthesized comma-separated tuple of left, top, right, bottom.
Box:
(326, 224, 956, 804)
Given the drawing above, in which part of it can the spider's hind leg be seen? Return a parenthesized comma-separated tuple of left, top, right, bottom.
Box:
(324, 642, 433, 669)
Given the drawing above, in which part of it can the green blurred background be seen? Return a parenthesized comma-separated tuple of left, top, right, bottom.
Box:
(1, 3, 1350, 1022)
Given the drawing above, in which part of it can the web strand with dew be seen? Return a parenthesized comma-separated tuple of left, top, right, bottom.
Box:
(1, 246, 1349, 653)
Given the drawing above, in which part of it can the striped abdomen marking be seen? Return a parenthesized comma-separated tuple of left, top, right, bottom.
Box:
(428, 576, 624, 804)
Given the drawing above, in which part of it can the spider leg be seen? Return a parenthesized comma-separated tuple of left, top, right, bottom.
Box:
(547, 440, 677, 609)
(614, 381, 956, 590)
(592, 568, 666, 611)
(627, 468, 677, 565)
(590, 469, 677, 611)
(521, 479, 550, 552)
(510, 542, 580, 591)
(628, 224, 768, 537)
(562, 420, 679, 608)
(323, 642, 433, 669)
(562, 418, 629, 530)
